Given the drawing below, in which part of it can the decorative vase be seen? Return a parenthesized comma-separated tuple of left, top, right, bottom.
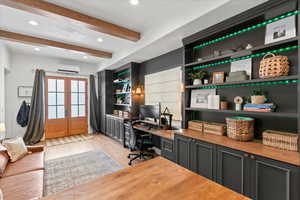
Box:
(193, 79, 202, 85)
(251, 95, 266, 104)
(220, 101, 229, 110)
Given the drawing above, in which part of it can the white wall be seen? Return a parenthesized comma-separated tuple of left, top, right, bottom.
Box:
(0, 43, 10, 130)
(5, 52, 98, 138)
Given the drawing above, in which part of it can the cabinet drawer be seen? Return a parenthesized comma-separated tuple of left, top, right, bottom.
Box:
(161, 138, 175, 162)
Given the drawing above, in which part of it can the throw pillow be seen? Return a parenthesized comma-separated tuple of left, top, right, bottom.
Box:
(0, 150, 9, 177)
(3, 137, 28, 162)
(0, 188, 3, 200)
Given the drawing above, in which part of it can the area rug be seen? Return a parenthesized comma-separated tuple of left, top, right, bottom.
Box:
(45, 134, 94, 147)
(44, 150, 123, 196)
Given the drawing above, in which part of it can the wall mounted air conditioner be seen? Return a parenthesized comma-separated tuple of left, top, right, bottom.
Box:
(57, 65, 80, 74)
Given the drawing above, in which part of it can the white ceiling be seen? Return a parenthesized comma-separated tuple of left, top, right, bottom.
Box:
(0, 0, 268, 69)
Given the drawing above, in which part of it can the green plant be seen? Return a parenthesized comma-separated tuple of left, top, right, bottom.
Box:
(251, 88, 265, 96)
(189, 71, 207, 80)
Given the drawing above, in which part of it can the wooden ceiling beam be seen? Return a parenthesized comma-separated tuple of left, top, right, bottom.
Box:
(0, 0, 141, 42)
(0, 29, 113, 58)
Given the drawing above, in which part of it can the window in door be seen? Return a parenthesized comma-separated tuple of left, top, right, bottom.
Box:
(47, 78, 65, 119)
(71, 80, 86, 118)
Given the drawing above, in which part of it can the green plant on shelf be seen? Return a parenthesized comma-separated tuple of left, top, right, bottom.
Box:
(188, 71, 207, 80)
(251, 88, 265, 96)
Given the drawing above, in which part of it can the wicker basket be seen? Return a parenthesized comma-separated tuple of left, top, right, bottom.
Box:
(263, 130, 298, 151)
(259, 53, 289, 78)
(226, 116, 254, 141)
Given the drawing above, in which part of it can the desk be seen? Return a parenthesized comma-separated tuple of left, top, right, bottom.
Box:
(133, 124, 176, 140)
(43, 157, 250, 200)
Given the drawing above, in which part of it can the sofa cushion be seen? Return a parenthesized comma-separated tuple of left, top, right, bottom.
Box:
(0, 170, 43, 200)
(3, 137, 28, 162)
(3, 151, 44, 177)
(0, 151, 9, 177)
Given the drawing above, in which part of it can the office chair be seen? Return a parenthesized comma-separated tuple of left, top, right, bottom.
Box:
(127, 122, 154, 166)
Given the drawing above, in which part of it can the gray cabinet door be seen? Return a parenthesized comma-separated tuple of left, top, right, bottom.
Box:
(175, 134, 192, 169)
(191, 140, 216, 181)
(114, 118, 120, 140)
(251, 156, 300, 200)
(216, 146, 250, 196)
(161, 138, 175, 162)
(118, 118, 124, 144)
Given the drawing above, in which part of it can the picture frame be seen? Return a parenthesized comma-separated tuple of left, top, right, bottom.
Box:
(265, 15, 296, 44)
(230, 58, 252, 79)
(190, 89, 216, 108)
(18, 86, 33, 97)
(212, 72, 225, 84)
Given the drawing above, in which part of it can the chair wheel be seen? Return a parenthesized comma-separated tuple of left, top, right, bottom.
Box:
(128, 162, 132, 166)
(127, 155, 130, 158)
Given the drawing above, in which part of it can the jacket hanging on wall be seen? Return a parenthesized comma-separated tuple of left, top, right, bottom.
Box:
(17, 101, 30, 127)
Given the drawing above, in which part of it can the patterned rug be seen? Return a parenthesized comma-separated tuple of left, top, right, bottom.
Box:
(45, 134, 94, 147)
(44, 150, 123, 196)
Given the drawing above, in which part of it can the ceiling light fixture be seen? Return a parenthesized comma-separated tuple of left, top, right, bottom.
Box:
(28, 20, 39, 26)
(34, 47, 40, 51)
(129, 0, 139, 6)
(83, 56, 88, 59)
(97, 37, 103, 42)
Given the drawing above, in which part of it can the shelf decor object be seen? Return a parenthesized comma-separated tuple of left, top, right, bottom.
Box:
(263, 130, 298, 151)
(188, 120, 204, 132)
(192, 45, 298, 70)
(226, 116, 254, 141)
(193, 10, 299, 50)
(259, 53, 289, 78)
(203, 122, 226, 136)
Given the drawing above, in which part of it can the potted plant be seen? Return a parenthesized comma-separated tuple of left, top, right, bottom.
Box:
(251, 88, 266, 104)
(220, 97, 229, 110)
(189, 71, 207, 85)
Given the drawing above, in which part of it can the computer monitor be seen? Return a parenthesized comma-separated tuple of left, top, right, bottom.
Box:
(139, 104, 161, 126)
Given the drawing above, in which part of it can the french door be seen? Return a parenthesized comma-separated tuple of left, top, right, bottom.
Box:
(45, 76, 88, 139)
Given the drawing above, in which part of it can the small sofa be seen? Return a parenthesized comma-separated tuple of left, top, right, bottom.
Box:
(0, 145, 44, 200)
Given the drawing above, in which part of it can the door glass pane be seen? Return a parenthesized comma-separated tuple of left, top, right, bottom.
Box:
(57, 93, 64, 105)
(71, 80, 78, 92)
(48, 93, 56, 106)
(79, 81, 85, 92)
(48, 79, 56, 92)
(71, 105, 78, 117)
(71, 93, 78, 105)
(48, 106, 56, 119)
(57, 80, 64, 92)
(57, 106, 65, 119)
(79, 105, 85, 117)
(78, 93, 85, 105)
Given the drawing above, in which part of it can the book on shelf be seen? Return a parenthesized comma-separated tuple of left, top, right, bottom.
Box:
(243, 103, 276, 112)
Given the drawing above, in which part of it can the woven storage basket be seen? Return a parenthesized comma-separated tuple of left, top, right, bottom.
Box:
(263, 130, 298, 151)
(226, 116, 254, 141)
(259, 53, 289, 78)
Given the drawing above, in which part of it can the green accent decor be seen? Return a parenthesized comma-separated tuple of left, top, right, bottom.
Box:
(193, 10, 299, 50)
(192, 45, 298, 70)
(227, 116, 254, 121)
(197, 79, 298, 90)
(117, 69, 131, 76)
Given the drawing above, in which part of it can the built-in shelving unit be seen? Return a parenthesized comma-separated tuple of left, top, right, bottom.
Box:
(182, 0, 300, 151)
(111, 62, 142, 118)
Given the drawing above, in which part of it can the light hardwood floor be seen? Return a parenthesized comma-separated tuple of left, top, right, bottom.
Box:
(45, 134, 132, 168)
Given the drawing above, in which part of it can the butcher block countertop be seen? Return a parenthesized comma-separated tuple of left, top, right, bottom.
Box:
(43, 157, 250, 200)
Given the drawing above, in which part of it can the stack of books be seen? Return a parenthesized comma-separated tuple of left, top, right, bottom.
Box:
(243, 103, 275, 112)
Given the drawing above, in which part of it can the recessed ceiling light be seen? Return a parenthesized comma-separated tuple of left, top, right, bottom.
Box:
(97, 37, 103, 42)
(129, 0, 139, 6)
(28, 20, 39, 26)
(83, 56, 88, 59)
(34, 47, 40, 51)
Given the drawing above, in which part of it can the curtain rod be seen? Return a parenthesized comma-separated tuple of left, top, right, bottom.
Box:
(32, 68, 98, 77)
